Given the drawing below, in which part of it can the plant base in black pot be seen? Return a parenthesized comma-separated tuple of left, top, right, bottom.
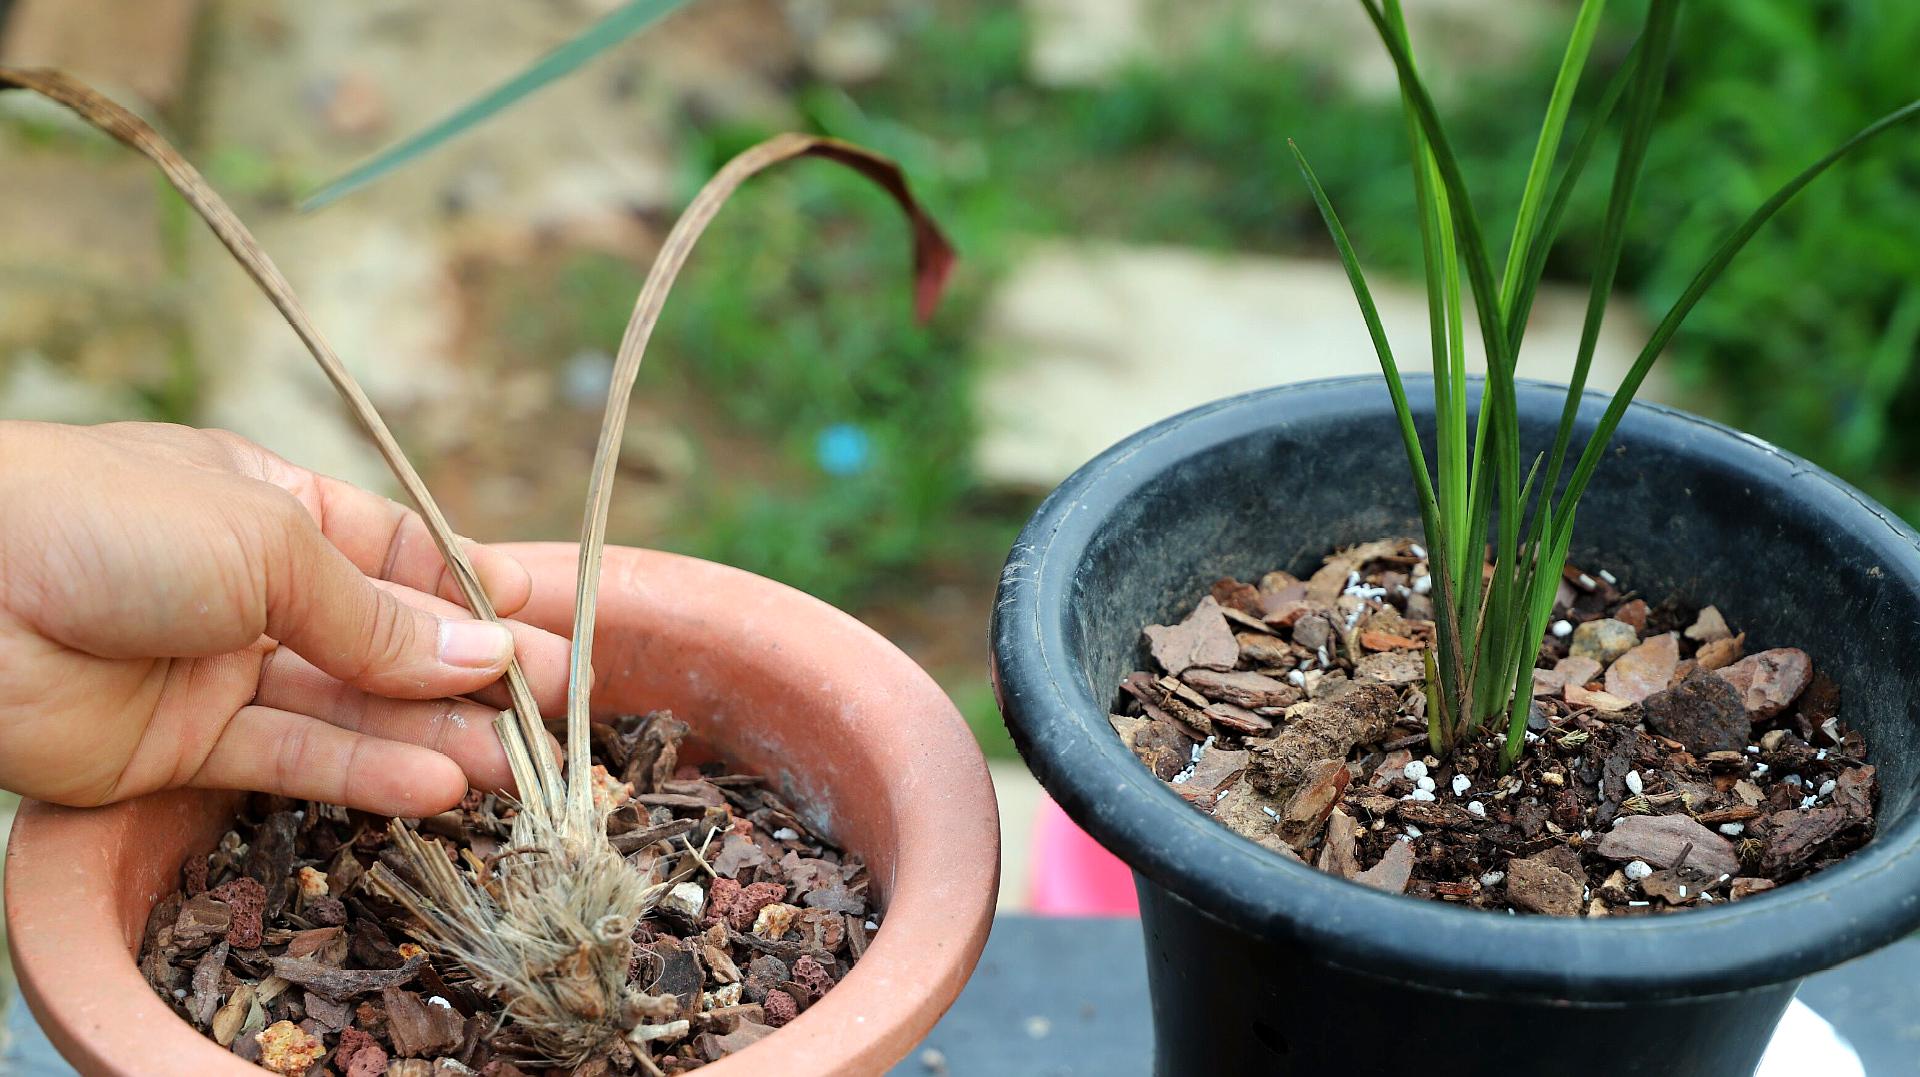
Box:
(992, 377, 1920, 1077)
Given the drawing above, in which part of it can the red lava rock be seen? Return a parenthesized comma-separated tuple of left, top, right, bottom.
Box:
(209, 876, 266, 949)
(1715, 648, 1812, 720)
(708, 880, 788, 932)
(182, 856, 208, 896)
(704, 878, 738, 926)
(336, 1026, 388, 1077)
(763, 989, 799, 1028)
(790, 955, 835, 1001)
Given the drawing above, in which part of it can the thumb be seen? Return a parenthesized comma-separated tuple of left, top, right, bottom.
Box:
(261, 496, 516, 700)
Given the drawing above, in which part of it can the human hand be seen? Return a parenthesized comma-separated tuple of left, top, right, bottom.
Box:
(0, 421, 569, 816)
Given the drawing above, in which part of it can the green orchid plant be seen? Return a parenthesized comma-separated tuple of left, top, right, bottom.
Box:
(1289, 0, 1920, 768)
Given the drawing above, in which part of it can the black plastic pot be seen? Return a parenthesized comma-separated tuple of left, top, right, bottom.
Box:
(991, 376, 1920, 1077)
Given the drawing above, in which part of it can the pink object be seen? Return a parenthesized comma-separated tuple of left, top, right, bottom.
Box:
(1028, 795, 1140, 915)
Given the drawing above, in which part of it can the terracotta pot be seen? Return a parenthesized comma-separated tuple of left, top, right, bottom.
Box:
(7, 543, 999, 1076)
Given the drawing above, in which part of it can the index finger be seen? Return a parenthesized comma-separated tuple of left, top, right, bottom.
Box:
(218, 433, 534, 617)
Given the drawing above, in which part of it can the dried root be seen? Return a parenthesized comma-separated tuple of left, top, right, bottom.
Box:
(368, 816, 670, 1065)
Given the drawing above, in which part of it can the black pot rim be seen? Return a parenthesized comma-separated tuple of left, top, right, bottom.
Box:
(991, 375, 1920, 1002)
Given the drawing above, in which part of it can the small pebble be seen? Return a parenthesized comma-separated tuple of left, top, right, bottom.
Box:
(1818, 779, 1837, 798)
(1718, 823, 1745, 836)
(1451, 775, 1471, 796)
(1413, 574, 1433, 595)
(1416, 776, 1437, 793)
(1479, 871, 1505, 887)
(1784, 773, 1804, 787)
(1625, 860, 1653, 881)
(1599, 570, 1618, 585)
(1578, 574, 1596, 589)
(1404, 760, 1430, 781)
(1410, 543, 1427, 559)
(1551, 619, 1573, 638)
(1407, 788, 1436, 803)
(1629, 900, 1651, 907)
(1816, 748, 1829, 761)
(1754, 763, 1770, 775)
(1287, 670, 1306, 687)
(1466, 801, 1486, 817)
(1625, 770, 1644, 796)
(1404, 825, 1424, 838)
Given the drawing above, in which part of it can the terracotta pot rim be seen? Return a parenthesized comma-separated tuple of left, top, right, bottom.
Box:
(8, 543, 999, 1076)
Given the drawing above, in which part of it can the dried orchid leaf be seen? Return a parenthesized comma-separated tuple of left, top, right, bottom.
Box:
(562, 132, 956, 831)
(0, 66, 561, 818)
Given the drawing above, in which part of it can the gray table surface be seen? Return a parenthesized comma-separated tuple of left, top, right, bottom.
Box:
(7, 917, 1916, 1075)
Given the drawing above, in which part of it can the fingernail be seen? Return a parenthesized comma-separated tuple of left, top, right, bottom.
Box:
(437, 619, 513, 669)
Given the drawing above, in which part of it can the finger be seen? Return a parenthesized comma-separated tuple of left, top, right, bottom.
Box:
(210, 430, 533, 616)
(258, 490, 518, 698)
(376, 580, 571, 715)
(254, 647, 519, 792)
(191, 705, 467, 815)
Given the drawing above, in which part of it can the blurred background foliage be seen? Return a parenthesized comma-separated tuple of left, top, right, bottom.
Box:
(1, 0, 1916, 761)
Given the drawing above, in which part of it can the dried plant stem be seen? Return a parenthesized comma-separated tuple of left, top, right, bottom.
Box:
(0, 67, 564, 821)
(563, 132, 955, 836)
